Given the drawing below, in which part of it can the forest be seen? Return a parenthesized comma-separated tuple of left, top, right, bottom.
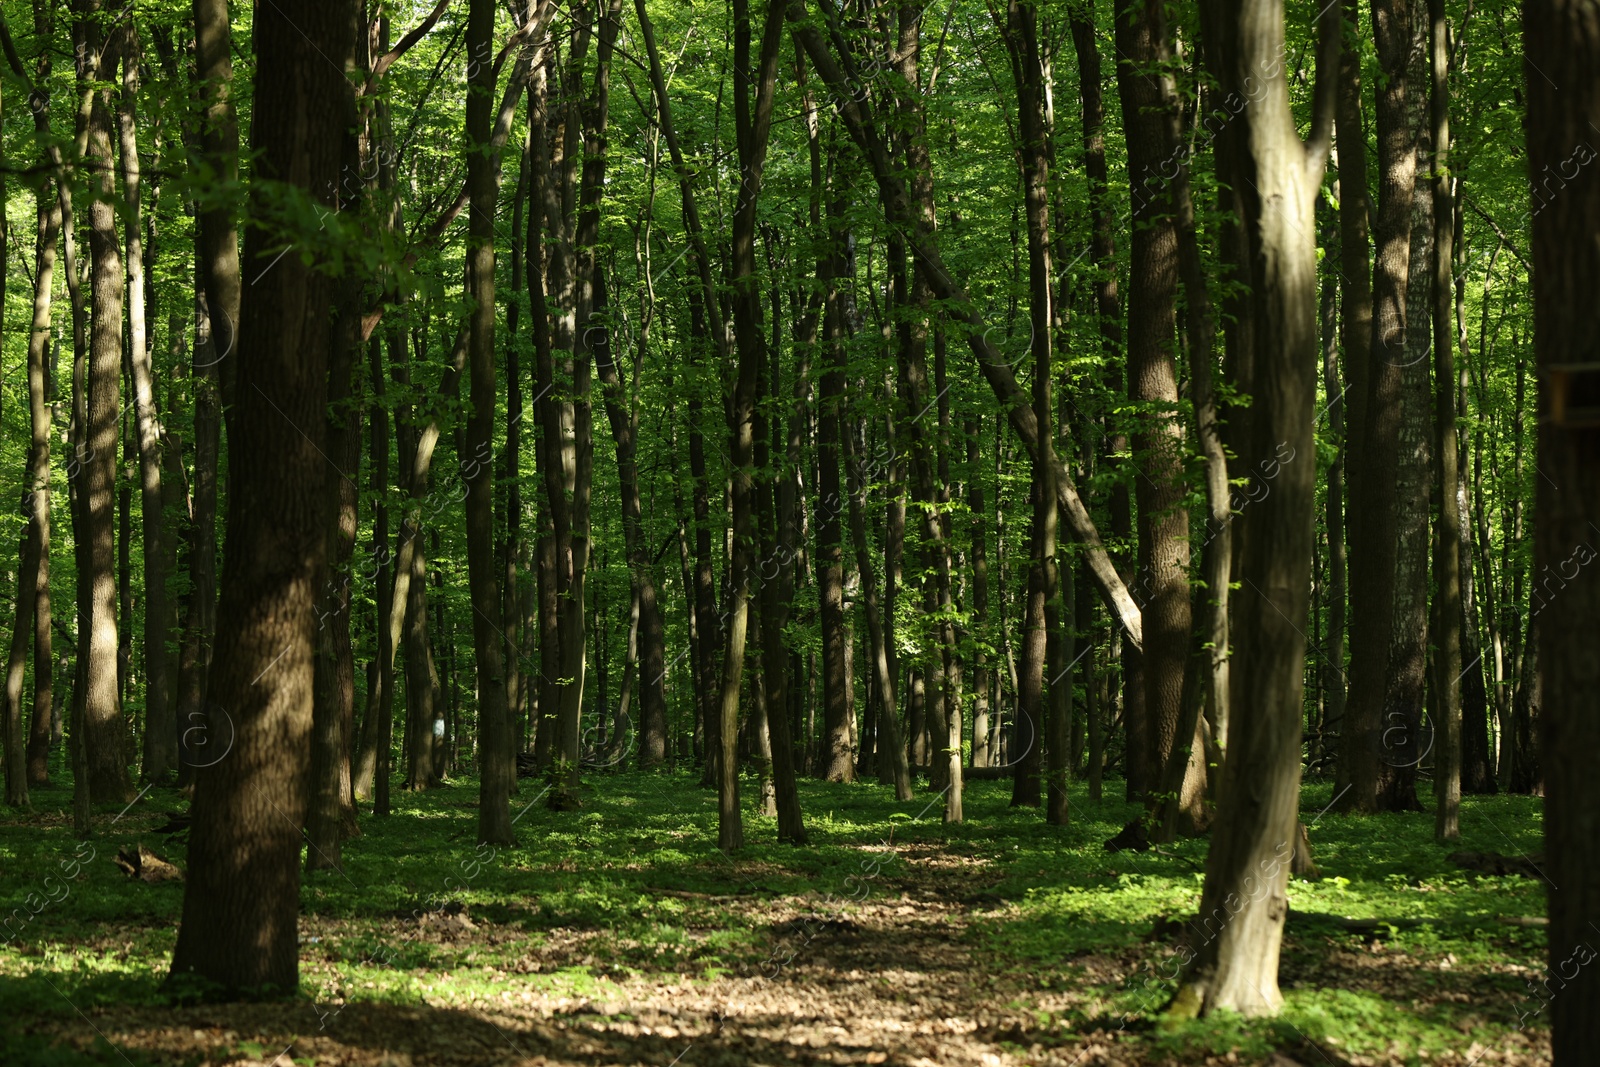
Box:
(0, 0, 1597, 1061)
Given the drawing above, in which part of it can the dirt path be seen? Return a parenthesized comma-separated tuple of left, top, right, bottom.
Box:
(24, 841, 1122, 1067)
(19, 838, 1538, 1067)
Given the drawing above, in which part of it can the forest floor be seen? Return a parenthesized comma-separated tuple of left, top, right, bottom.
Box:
(0, 771, 1552, 1067)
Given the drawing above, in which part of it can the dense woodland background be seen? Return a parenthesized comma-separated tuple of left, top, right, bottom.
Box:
(0, 0, 1597, 1056)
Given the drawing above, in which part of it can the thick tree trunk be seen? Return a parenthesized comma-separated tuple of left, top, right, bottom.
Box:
(1171, 0, 1335, 1018)
(1378, 29, 1433, 809)
(1524, 3, 1600, 1060)
(167, 0, 353, 995)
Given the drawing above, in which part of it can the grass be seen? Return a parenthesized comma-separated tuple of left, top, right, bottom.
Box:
(0, 770, 1551, 1065)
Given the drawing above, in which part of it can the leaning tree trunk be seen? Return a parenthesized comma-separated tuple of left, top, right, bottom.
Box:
(1170, 0, 1336, 1018)
(167, 0, 354, 995)
(1524, 1, 1600, 1061)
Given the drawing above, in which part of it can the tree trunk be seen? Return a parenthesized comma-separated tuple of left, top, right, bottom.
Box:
(1523, 2, 1600, 1058)
(80, 4, 131, 803)
(176, 0, 234, 792)
(1171, 0, 1335, 1018)
(5, 50, 60, 799)
(1333, 0, 1372, 779)
(967, 417, 991, 771)
(116, 22, 174, 784)
(167, 0, 353, 994)
(1340, 0, 1416, 813)
(1428, 0, 1462, 840)
(465, 0, 518, 842)
(595, 261, 669, 771)
(1114, 0, 1190, 805)
(816, 195, 852, 783)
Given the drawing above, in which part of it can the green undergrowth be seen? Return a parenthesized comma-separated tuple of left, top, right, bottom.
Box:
(0, 771, 1548, 1065)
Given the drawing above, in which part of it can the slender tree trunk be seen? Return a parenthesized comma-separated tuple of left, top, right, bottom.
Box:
(80, 4, 132, 803)
(1429, 0, 1462, 839)
(1115, 0, 1189, 803)
(1340, 0, 1416, 813)
(1334, 0, 1372, 780)
(464, 0, 514, 842)
(115, 23, 174, 783)
(5, 56, 60, 799)
(176, 0, 235, 791)
(354, 330, 393, 803)
(816, 191, 852, 783)
(844, 415, 913, 800)
(712, 0, 787, 850)
(595, 265, 669, 770)
(967, 417, 990, 771)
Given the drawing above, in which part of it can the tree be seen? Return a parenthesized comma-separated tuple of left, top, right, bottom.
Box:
(464, 0, 513, 846)
(1115, 0, 1190, 805)
(78, 0, 132, 804)
(1429, 0, 1462, 841)
(1340, 0, 1418, 814)
(168, 0, 355, 996)
(1170, 0, 1337, 1017)
(1523, 0, 1600, 1059)
(1, 4, 61, 805)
